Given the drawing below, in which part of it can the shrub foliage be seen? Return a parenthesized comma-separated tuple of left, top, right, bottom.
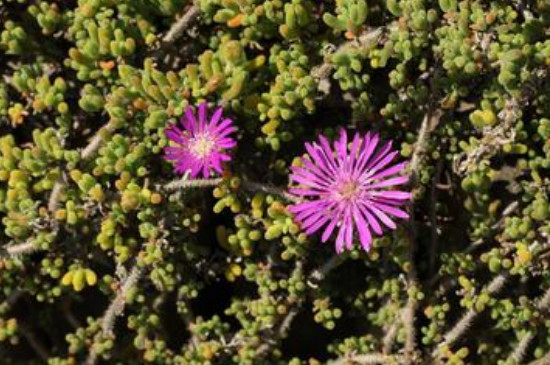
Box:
(1, 0, 550, 364)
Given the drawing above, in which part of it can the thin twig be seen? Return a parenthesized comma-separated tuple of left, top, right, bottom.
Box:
(164, 177, 223, 191)
(429, 160, 442, 276)
(308, 254, 342, 285)
(255, 262, 304, 356)
(100, 265, 141, 335)
(162, 4, 200, 44)
(382, 316, 399, 354)
(47, 177, 64, 213)
(2, 240, 39, 258)
(403, 110, 436, 363)
(509, 333, 535, 365)
(1, 220, 62, 259)
(18, 323, 50, 362)
(81, 124, 113, 160)
(409, 114, 430, 181)
(62, 298, 81, 329)
(409, 109, 442, 182)
(427, 201, 519, 290)
(433, 273, 509, 357)
(399, 65, 442, 364)
(164, 177, 302, 203)
(507, 286, 550, 364)
(246, 256, 343, 357)
(1, 292, 47, 360)
(256, 306, 302, 356)
(312, 27, 385, 95)
(528, 351, 550, 365)
(40, 123, 117, 227)
(86, 264, 142, 365)
(277, 307, 299, 338)
(6, 290, 25, 307)
(432, 241, 549, 361)
(327, 352, 404, 365)
(240, 180, 302, 203)
(403, 283, 418, 364)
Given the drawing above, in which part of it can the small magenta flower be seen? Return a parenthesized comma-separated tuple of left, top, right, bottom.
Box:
(164, 103, 237, 178)
(288, 130, 411, 253)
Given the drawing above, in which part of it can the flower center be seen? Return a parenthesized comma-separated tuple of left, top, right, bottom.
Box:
(190, 134, 215, 158)
(337, 180, 360, 201)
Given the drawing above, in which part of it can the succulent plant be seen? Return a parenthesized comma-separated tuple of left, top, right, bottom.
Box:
(0, 0, 550, 364)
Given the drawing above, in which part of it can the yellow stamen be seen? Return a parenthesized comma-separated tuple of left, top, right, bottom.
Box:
(190, 134, 215, 158)
(338, 181, 359, 200)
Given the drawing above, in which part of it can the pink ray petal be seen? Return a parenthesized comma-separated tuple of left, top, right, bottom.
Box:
(354, 208, 373, 251)
(366, 175, 409, 189)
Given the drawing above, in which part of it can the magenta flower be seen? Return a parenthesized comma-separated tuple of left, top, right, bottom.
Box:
(164, 103, 237, 178)
(288, 130, 411, 253)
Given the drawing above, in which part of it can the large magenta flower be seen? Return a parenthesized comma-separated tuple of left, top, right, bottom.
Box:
(164, 103, 236, 178)
(288, 130, 411, 253)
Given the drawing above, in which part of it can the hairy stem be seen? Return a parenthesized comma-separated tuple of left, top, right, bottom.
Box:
(528, 351, 550, 365)
(240, 180, 302, 203)
(433, 273, 509, 357)
(164, 177, 223, 191)
(81, 124, 113, 160)
(403, 282, 418, 363)
(308, 255, 342, 284)
(2, 240, 39, 258)
(507, 286, 550, 364)
(312, 27, 385, 95)
(429, 161, 442, 275)
(86, 264, 142, 365)
(47, 176, 64, 213)
(246, 256, 343, 357)
(382, 313, 400, 354)
(162, 4, 200, 44)
(164, 177, 301, 203)
(327, 353, 404, 365)
(409, 109, 442, 182)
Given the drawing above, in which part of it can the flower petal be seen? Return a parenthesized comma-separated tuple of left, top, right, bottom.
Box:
(366, 162, 407, 182)
(353, 208, 373, 251)
(210, 107, 224, 127)
(372, 202, 409, 219)
(182, 107, 197, 133)
(359, 203, 382, 235)
(322, 218, 338, 242)
(335, 225, 346, 254)
(370, 190, 412, 200)
(367, 204, 396, 229)
(366, 175, 409, 190)
(198, 103, 208, 131)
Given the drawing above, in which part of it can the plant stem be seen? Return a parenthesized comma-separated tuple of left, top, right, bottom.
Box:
(164, 177, 302, 203)
(2, 240, 39, 258)
(162, 4, 200, 44)
(327, 353, 405, 365)
(433, 273, 509, 358)
(86, 264, 142, 365)
(164, 177, 223, 191)
(507, 286, 550, 364)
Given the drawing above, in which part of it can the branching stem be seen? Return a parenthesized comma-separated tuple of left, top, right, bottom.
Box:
(433, 273, 509, 358)
(507, 286, 550, 364)
(327, 353, 405, 365)
(164, 177, 302, 203)
(162, 5, 200, 44)
(85, 265, 142, 365)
